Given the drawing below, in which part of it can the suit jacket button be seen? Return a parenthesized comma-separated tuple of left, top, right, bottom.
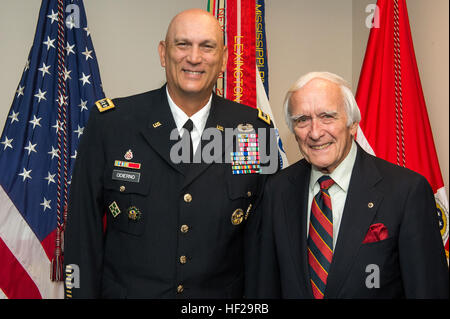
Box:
(119, 186, 125, 192)
(179, 255, 187, 264)
(180, 225, 189, 233)
(183, 193, 192, 203)
(177, 284, 184, 293)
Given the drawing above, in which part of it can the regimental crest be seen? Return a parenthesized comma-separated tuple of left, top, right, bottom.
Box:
(127, 206, 141, 221)
(124, 149, 133, 160)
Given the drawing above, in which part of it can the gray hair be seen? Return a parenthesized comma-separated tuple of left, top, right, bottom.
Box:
(283, 72, 361, 132)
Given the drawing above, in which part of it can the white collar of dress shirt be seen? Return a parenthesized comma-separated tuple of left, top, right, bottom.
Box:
(166, 86, 212, 135)
(309, 140, 358, 193)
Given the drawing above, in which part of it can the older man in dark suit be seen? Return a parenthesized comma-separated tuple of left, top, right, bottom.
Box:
(254, 72, 448, 299)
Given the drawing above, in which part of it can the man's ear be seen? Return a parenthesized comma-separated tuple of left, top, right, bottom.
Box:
(349, 122, 358, 138)
(158, 41, 167, 68)
(221, 45, 228, 73)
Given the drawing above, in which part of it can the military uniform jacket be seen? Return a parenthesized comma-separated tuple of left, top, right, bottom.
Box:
(64, 85, 274, 298)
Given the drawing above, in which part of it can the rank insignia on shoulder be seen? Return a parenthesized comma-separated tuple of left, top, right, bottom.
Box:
(95, 98, 115, 113)
(257, 108, 271, 125)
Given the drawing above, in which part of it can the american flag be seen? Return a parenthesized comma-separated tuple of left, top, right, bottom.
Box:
(0, 0, 104, 298)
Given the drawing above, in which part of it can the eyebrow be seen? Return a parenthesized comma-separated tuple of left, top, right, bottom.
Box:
(320, 111, 338, 117)
(173, 37, 217, 45)
(290, 111, 338, 120)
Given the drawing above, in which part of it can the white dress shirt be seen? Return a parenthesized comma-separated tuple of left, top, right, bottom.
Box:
(306, 141, 358, 249)
(166, 87, 212, 154)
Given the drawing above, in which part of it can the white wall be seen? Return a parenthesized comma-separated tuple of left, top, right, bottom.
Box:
(0, 0, 448, 196)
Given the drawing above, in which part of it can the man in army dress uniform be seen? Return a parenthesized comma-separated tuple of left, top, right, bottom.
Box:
(63, 9, 276, 298)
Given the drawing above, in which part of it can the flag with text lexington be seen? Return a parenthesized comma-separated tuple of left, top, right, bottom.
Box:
(207, 0, 288, 169)
(0, 0, 104, 298)
(355, 0, 449, 260)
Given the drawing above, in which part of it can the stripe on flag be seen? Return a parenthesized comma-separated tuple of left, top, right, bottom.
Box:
(0, 0, 105, 298)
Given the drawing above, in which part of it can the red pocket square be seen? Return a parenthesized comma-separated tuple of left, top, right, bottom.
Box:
(362, 223, 389, 243)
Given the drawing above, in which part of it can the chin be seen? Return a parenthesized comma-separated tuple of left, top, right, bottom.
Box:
(181, 82, 207, 91)
(309, 157, 334, 171)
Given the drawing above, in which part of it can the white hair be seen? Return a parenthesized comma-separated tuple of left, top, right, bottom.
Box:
(283, 72, 361, 132)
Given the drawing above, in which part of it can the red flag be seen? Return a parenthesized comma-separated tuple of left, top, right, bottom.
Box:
(356, 0, 449, 259)
(208, 0, 256, 107)
(208, 0, 289, 168)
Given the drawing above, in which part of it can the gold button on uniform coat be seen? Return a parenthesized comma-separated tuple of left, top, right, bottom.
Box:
(183, 193, 192, 203)
(180, 225, 189, 233)
(177, 285, 184, 294)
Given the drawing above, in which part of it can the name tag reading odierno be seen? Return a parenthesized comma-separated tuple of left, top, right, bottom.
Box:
(112, 169, 141, 183)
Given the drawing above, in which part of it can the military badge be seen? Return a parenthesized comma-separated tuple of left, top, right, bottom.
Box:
(127, 206, 141, 221)
(109, 201, 121, 218)
(114, 160, 141, 170)
(257, 107, 271, 125)
(124, 149, 133, 160)
(244, 203, 253, 220)
(230, 126, 261, 174)
(237, 123, 254, 133)
(231, 208, 244, 225)
(95, 98, 115, 113)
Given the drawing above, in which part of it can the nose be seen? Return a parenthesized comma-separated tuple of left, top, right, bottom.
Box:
(309, 118, 323, 140)
(186, 45, 202, 65)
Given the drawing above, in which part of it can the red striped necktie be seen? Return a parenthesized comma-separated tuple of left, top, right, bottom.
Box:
(307, 175, 335, 299)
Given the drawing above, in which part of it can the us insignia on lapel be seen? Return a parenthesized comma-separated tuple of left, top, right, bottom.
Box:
(95, 98, 115, 113)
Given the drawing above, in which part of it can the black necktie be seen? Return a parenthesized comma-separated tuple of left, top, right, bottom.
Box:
(182, 119, 194, 163)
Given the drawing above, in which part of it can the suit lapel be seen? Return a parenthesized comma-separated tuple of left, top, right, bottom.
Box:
(324, 146, 383, 298)
(138, 86, 185, 175)
(182, 94, 232, 189)
(284, 160, 314, 298)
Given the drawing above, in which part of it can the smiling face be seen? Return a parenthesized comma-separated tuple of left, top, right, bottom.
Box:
(289, 78, 358, 174)
(158, 9, 227, 105)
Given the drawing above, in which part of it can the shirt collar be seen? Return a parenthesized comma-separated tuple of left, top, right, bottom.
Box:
(166, 86, 212, 134)
(309, 140, 357, 193)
